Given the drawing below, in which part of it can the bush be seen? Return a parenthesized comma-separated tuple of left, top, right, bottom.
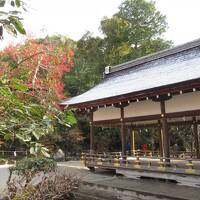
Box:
(13, 157, 56, 175)
(5, 157, 79, 200)
(8, 173, 79, 200)
(0, 158, 6, 165)
(8, 157, 56, 185)
(7, 160, 15, 165)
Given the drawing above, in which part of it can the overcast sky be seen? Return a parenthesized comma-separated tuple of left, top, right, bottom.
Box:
(1, 0, 200, 49)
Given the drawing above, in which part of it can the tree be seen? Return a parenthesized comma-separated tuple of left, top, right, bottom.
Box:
(63, 1, 172, 153)
(101, 0, 172, 65)
(1, 39, 74, 100)
(63, 32, 105, 96)
(0, 0, 26, 38)
(0, 39, 76, 156)
(43, 34, 75, 51)
(64, 0, 172, 96)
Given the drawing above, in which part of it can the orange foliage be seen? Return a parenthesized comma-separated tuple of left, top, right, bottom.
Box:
(0, 39, 74, 102)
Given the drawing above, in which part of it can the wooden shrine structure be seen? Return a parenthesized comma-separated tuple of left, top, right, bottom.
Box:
(61, 39, 200, 186)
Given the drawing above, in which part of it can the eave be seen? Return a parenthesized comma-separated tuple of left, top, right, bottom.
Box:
(62, 78, 200, 109)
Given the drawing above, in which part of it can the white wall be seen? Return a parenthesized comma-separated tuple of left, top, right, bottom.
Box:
(93, 106, 120, 121)
(93, 92, 200, 121)
(124, 100, 161, 118)
(93, 100, 160, 121)
(165, 92, 200, 113)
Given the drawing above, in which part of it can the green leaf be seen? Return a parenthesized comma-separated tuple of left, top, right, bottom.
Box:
(32, 131, 40, 140)
(9, 16, 26, 35)
(16, 133, 32, 142)
(62, 111, 77, 126)
(30, 146, 35, 155)
(13, 108, 24, 114)
(27, 104, 45, 118)
(4, 24, 17, 36)
(0, 87, 12, 97)
(4, 133, 12, 141)
(11, 0, 15, 7)
(0, 0, 5, 7)
(15, 0, 21, 7)
(10, 78, 29, 91)
(43, 115, 53, 129)
(41, 148, 50, 158)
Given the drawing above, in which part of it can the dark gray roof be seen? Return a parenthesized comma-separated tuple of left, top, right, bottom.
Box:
(109, 38, 200, 74)
(61, 39, 200, 107)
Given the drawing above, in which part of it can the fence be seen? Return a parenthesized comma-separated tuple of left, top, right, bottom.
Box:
(81, 151, 200, 176)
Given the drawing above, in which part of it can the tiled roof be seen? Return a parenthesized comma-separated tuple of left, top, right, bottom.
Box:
(61, 39, 200, 107)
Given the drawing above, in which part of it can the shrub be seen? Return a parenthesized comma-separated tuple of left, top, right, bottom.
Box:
(7, 160, 15, 165)
(0, 158, 6, 165)
(5, 157, 79, 200)
(13, 157, 56, 175)
(8, 157, 56, 185)
(6, 172, 79, 200)
(9, 173, 79, 200)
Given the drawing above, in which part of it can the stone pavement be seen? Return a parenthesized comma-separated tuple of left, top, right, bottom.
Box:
(1, 161, 200, 199)
(57, 161, 200, 200)
(0, 165, 12, 193)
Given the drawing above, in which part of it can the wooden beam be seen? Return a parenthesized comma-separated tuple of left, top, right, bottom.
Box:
(151, 94, 172, 102)
(124, 114, 161, 123)
(94, 118, 120, 126)
(193, 117, 200, 159)
(166, 109, 200, 118)
(93, 109, 200, 126)
(114, 102, 129, 108)
(124, 121, 197, 129)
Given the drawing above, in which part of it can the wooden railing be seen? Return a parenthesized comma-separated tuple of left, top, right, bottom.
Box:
(0, 150, 28, 158)
(83, 150, 197, 159)
(129, 150, 197, 158)
(81, 151, 200, 175)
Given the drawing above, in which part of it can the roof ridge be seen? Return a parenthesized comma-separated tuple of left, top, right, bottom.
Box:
(109, 38, 200, 74)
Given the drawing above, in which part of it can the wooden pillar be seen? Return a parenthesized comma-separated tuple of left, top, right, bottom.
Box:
(89, 111, 94, 153)
(191, 129, 194, 158)
(127, 127, 131, 155)
(130, 129, 136, 156)
(160, 101, 170, 163)
(158, 120, 163, 158)
(120, 107, 126, 157)
(193, 117, 200, 159)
